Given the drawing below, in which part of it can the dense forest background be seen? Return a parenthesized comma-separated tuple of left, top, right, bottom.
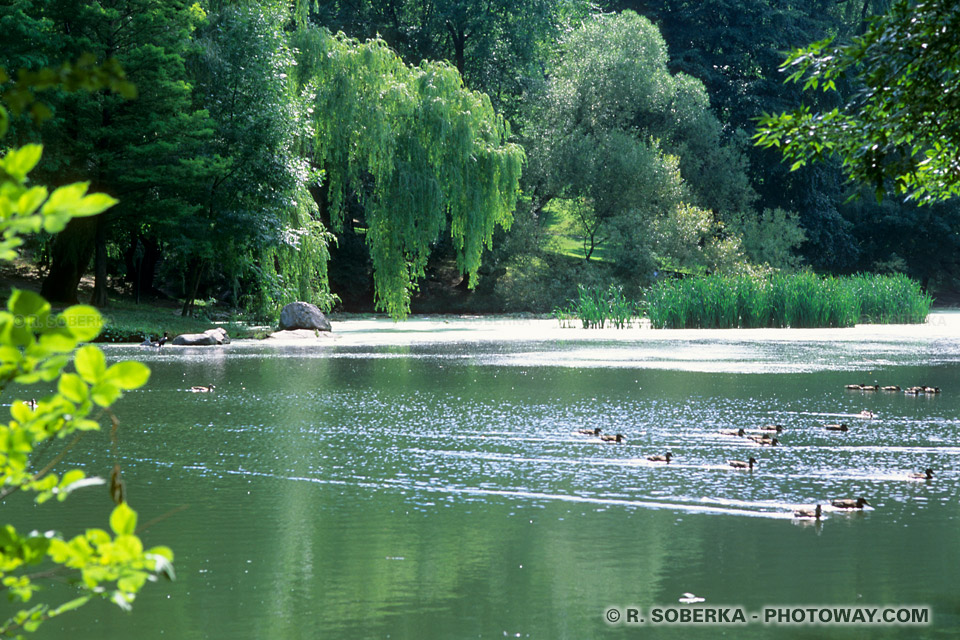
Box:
(2, 0, 957, 319)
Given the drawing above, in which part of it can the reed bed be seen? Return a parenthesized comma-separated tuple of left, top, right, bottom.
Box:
(558, 284, 637, 328)
(645, 273, 931, 329)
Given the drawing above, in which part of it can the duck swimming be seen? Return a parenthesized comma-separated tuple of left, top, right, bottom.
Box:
(719, 428, 746, 436)
(909, 468, 934, 480)
(189, 385, 215, 393)
(600, 433, 625, 443)
(577, 427, 602, 436)
(831, 497, 869, 509)
(881, 385, 900, 392)
(824, 423, 849, 431)
(647, 452, 672, 463)
(794, 504, 822, 519)
(858, 410, 875, 419)
(728, 457, 757, 470)
(759, 424, 784, 433)
(748, 435, 778, 446)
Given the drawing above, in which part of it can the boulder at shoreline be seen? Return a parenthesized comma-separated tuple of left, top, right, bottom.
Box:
(279, 302, 331, 332)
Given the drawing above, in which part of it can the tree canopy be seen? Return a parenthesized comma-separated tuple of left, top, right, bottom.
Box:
(755, 0, 960, 204)
(301, 29, 524, 318)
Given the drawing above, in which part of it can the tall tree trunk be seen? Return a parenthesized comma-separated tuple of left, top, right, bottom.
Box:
(90, 215, 109, 308)
(181, 259, 205, 317)
(446, 21, 468, 78)
(40, 216, 98, 304)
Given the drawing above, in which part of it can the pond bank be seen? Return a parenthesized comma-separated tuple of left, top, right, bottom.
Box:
(256, 310, 960, 348)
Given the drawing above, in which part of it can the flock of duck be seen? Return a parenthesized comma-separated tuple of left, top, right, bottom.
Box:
(574, 382, 939, 521)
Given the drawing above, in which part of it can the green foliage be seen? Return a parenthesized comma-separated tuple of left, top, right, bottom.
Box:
(304, 29, 524, 319)
(645, 273, 930, 329)
(524, 11, 758, 285)
(726, 208, 807, 270)
(754, 0, 960, 204)
(0, 116, 170, 636)
(558, 284, 637, 329)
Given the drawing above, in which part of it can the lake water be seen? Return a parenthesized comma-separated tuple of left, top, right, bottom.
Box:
(11, 315, 960, 639)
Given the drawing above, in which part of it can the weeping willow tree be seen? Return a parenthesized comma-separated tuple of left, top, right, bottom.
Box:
(299, 29, 524, 318)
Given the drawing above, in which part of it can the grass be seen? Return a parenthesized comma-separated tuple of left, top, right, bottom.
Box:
(540, 199, 611, 262)
(95, 299, 268, 343)
(645, 273, 931, 329)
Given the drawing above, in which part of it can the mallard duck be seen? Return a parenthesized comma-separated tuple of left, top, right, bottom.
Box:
(909, 468, 934, 480)
(600, 433, 625, 443)
(860, 384, 879, 391)
(904, 386, 924, 395)
(189, 385, 215, 393)
(844, 384, 863, 390)
(794, 504, 822, 519)
(577, 427, 602, 436)
(831, 497, 869, 509)
(728, 457, 757, 470)
(153, 332, 170, 348)
(858, 410, 875, 419)
(923, 386, 941, 394)
(759, 424, 784, 432)
(881, 385, 900, 392)
(748, 435, 778, 446)
(21, 398, 38, 410)
(824, 423, 849, 431)
(719, 428, 746, 436)
(647, 452, 671, 463)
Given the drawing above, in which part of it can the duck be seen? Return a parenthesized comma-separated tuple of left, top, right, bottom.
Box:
(859, 384, 879, 391)
(831, 497, 870, 509)
(719, 428, 746, 436)
(139, 334, 154, 347)
(759, 424, 784, 432)
(600, 433, 625, 443)
(824, 423, 849, 431)
(647, 452, 672, 463)
(844, 384, 863, 390)
(881, 385, 900, 392)
(909, 468, 934, 480)
(153, 332, 170, 348)
(189, 385, 215, 393)
(21, 398, 38, 410)
(904, 386, 924, 395)
(794, 504, 822, 519)
(728, 457, 757, 470)
(857, 410, 875, 419)
(748, 435, 778, 446)
(923, 386, 941, 394)
(577, 427, 602, 436)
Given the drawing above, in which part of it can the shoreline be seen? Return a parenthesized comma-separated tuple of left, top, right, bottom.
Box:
(190, 310, 960, 348)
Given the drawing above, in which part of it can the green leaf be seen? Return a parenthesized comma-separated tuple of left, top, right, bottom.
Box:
(74, 345, 106, 383)
(104, 361, 150, 389)
(2, 144, 43, 181)
(18, 186, 49, 216)
(50, 596, 92, 617)
(60, 305, 102, 342)
(91, 381, 122, 407)
(58, 373, 88, 404)
(109, 502, 137, 536)
(8, 288, 49, 317)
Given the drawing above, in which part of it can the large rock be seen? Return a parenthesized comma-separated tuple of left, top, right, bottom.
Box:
(279, 302, 331, 332)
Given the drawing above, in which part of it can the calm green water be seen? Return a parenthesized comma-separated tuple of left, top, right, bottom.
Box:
(9, 324, 960, 639)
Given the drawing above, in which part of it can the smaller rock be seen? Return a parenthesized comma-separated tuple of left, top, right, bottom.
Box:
(279, 301, 331, 331)
(171, 332, 218, 346)
(203, 327, 230, 344)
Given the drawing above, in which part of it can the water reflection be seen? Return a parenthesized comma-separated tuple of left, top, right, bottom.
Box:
(17, 319, 960, 638)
